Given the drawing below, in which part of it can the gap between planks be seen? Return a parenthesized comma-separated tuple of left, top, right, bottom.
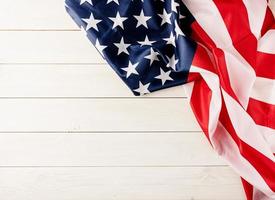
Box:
(0, 165, 227, 168)
(0, 29, 79, 31)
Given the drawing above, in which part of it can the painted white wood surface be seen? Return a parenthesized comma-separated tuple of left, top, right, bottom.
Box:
(0, 31, 104, 63)
(0, 1, 244, 199)
(0, 64, 185, 97)
(0, 99, 199, 132)
(0, 167, 244, 200)
(0, 133, 224, 166)
(0, 0, 76, 30)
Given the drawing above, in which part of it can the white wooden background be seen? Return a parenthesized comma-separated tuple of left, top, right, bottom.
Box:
(0, 1, 245, 199)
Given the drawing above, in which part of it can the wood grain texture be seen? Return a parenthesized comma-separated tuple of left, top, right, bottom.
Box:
(0, 133, 224, 166)
(0, 64, 185, 98)
(0, 167, 244, 200)
(0, 99, 199, 132)
(0, 31, 103, 63)
(0, 1, 243, 198)
(0, 0, 76, 30)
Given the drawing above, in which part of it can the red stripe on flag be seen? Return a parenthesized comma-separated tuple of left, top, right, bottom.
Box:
(220, 101, 275, 192)
(256, 52, 275, 79)
(188, 2, 275, 197)
(191, 21, 239, 102)
(213, 0, 275, 79)
(191, 22, 217, 49)
(261, 5, 275, 36)
(247, 98, 275, 130)
(188, 73, 212, 143)
(191, 45, 216, 73)
(212, 0, 252, 44)
(213, 0, 257, 69)
(241, 178, 253, 200)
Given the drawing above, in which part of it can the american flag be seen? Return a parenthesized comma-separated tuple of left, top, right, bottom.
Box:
(65, 0, 275, 199)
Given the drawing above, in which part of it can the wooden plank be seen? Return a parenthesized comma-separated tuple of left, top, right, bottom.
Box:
(0, 133, 223, 166)
(0, 99, 200, 132)
(0, 64, 185, 98)
(0, 167, 244, 200)
(0, 0, 77, 30)
(0, 31, 104, 63)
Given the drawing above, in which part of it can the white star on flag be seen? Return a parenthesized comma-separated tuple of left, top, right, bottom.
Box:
(171, 0, 179, 13)
(80, 0, 92, 5)
(166, 55, 178, 70)
(122, 61, 139, 78)
(158, 9, 172, 25)
(82, 13, 101, 31)
(138, 36, 156, 46)
(155, 68, 173, 85)
(145, 48, 159, 65)
(95, 39, 107, 57)
(106, 0, 119, 5)
(175, 21, 185, 38)
(109, 12, 128, 29)
(134, 10, 151, 28)
(134, 81, 150, 95)
(164, 32, 176, 47)
(114, 38, 131, 55)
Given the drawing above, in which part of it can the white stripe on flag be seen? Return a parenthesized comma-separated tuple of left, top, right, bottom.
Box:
(250, 76, 275, 105)
(214, 122, 275, 199)
(183, 0, 233, 49)
(188, 66, 221, 136)
(184, 0, 257, 108)
(268, 0, 275, 17)
(258, 30, 275, 54)
(257, 125, 275, 153)
(222, 89, 275, 161)
(242, 0, 267, 39)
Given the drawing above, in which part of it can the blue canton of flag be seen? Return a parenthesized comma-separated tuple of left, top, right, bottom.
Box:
(65, 0, 197, 95)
